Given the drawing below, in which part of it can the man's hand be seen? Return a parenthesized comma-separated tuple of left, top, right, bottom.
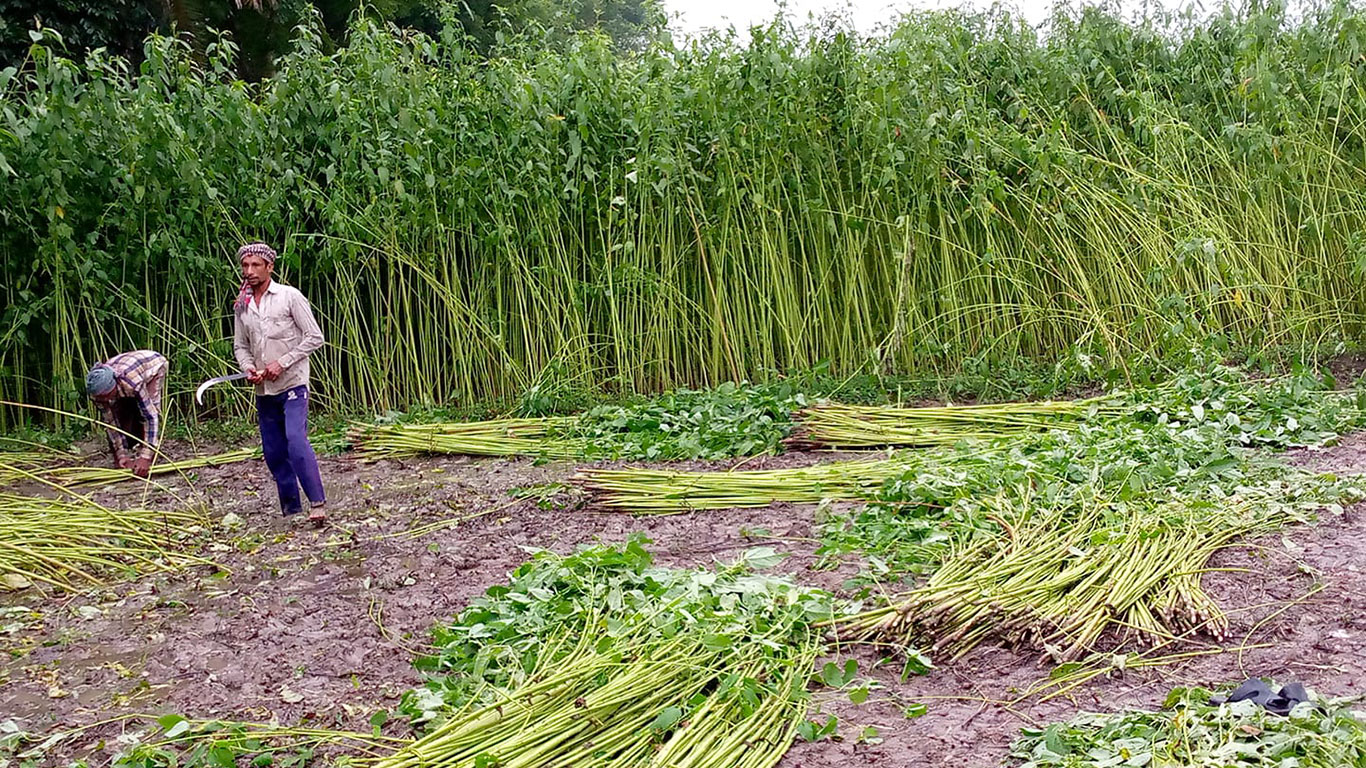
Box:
(133, 457, 152, 478)
(263, 361, 284, 381)
(246, 367, 264, 384)
(117, 455, 134, 470)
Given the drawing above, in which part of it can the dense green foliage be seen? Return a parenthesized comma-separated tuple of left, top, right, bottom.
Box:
(0, 0, 663, 80)
(0, 0, 159, 70)
(4, 3, 1366, 428)
(567, 381, 806, 459)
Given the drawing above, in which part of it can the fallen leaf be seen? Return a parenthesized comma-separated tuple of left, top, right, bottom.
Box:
(280, 685, 305, 703)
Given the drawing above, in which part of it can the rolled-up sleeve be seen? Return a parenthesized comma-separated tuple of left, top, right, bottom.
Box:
(278, 290, 323, 369)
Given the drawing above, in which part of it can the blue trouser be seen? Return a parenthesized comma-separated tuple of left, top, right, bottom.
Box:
(257, 385, 325, 516)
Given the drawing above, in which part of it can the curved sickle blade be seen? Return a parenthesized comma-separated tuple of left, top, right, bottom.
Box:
(196, 372, 249, 405)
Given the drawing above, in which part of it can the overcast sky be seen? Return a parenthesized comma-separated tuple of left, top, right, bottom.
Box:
(664, 0, 1202, 37)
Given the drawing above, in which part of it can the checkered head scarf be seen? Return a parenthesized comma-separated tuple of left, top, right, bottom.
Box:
(233, 242, 277, 313)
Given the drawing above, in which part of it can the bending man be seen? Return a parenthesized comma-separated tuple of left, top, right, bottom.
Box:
(85, 350, 168, 478)
(231, 242, 328, 524)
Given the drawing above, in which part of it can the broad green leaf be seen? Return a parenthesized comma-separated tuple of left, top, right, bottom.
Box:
(742, 547, 786, 570)
(164, 719, 192, 739)
(1043, 724, 1069, 756)
(650, 706, 684, 731)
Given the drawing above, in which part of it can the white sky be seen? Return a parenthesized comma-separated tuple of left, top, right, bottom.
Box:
(665, 0, 1202, 37)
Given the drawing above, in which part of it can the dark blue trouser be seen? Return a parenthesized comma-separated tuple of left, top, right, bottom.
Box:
(257, 385, 325, 516)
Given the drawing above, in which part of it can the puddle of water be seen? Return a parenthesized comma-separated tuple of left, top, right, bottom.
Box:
(3, 686, 50, 712)
(76, 687, 105, 707)
(75, 649, 143, 668)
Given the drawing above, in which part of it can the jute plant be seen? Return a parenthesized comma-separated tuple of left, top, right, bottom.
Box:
(5, 5, 1366, 425)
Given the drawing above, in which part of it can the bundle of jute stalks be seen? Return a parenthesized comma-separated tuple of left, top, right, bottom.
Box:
(377, 542, 831, 768)
(41, 448, 259, 486)
(835, 492, 1278, 662)
(0, 492, 210, 590)
(574, 456, 917, 513)
(350, 417, 582, 459)
(786, 396, 1122, 449)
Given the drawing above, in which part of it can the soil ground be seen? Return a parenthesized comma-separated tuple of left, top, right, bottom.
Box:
(4, 433, 1366, 767)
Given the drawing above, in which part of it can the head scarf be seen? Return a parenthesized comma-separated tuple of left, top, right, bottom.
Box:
(86, 364, 117, 397)
(233, 242, 277, 313)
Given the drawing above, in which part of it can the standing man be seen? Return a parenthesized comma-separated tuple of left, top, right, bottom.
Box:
(231, 242, 328, 524)
(85, 350, 169, 478)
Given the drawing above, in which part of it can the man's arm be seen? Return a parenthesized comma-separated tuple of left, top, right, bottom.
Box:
(133, 356, 169, 461)
(276, 289, 324, 370)
(100, 402, 130, 467)
(234, 313, 258, 379)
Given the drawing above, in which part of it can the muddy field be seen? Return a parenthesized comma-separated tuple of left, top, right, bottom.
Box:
(4, 434, 1366, 767)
